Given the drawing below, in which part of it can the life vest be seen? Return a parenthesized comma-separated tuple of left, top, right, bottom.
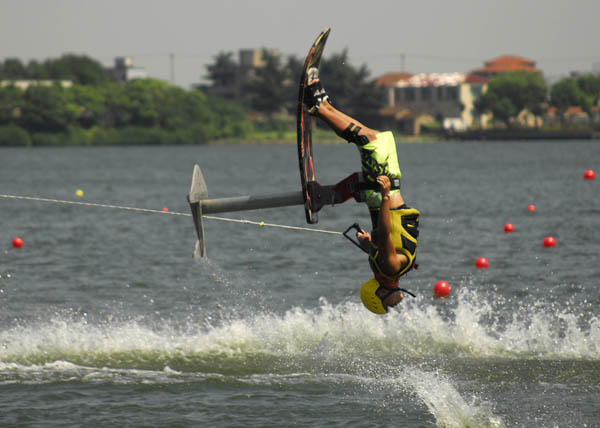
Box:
(368, 207, 420, 280)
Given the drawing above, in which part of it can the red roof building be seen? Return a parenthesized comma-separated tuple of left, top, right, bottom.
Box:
(375, 72, 413, 87)
(472, 55, 540, 78)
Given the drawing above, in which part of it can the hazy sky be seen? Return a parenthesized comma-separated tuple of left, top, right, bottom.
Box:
(2, 0, 599, 88)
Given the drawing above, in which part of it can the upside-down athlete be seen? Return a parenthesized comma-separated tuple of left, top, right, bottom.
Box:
(304, 68, 420, 314)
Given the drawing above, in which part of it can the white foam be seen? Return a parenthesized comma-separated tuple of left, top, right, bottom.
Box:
(1, 288, 598, 372)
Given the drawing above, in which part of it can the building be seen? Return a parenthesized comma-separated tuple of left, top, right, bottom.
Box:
(471, 55, 540, 78)
(375, 54, 545, 134)
(109, 57, 148, 83)
(0, 80, 72, 90)
(376, 72, 488, 134)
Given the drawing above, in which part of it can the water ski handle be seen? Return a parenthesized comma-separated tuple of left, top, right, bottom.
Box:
(343, 223, 369, 254)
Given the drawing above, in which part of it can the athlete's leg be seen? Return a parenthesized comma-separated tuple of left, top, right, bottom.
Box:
(304, 70, 404, 212)
(314, 99, 379, 144)
(304, 70, 379, 145)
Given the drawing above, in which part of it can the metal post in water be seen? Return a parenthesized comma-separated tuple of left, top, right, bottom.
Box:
(200, 192, 303, 214)
(187, 165, 305, 258)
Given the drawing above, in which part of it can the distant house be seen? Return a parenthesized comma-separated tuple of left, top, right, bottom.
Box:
(545, 106, 597, 125)
(376, 72, 488, 134)
(109, 57, 148, 83)
(471, 55, 540, 78)
(375, 54, 544, 134)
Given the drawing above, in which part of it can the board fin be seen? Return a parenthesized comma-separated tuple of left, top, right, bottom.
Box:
(188, 164, 208, 258)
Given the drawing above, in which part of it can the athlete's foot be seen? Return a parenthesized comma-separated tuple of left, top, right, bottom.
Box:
(304, 67, 331, 115)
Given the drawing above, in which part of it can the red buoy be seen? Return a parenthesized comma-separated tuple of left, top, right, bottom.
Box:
(475, 257, 489, 268)
(12, 237, 23, 248)
(161, 207, 169, 212)
(527, 204, 536, 212)
(543, 236, 556, 247)
(584, 169, 596, 180)
(504, 223, 515, 233)
(433, 281, 451, 299)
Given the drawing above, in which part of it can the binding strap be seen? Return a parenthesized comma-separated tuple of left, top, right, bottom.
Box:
(340, 123, 370, 146)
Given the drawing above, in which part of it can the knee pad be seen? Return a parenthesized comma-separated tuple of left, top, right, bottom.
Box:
(341, 123, 370, 146)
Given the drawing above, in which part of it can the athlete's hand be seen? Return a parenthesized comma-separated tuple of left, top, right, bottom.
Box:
(356, 229, 371, 252)
(376, 176, 391, 198)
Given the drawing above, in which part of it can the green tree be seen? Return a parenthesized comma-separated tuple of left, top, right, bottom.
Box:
(319, 49, 385, 121)
(475, 71, 547, 127)
(44, 54, 114, 85)
(19, 85, 79, 132)
(206, 93, 253, 138)
(122, 79, 162, 127)
(26, 60, 49, 80)
(205, 51, 238, 89)
(68, 84, 107, 128)
(102, 83, 134, 127)
(0, 124, 31, 146)
(0, 58, 28, 79)
(0, 85, 24, 125)
(244, 49, 291, 115)
(550, 78, 586, 118)
(575, 74, 600, 114)
(286, 55, 303, 89)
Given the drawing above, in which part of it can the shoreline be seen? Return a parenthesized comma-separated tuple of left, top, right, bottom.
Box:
(445, 129, 600, 141)
(2, 130, 599, 147)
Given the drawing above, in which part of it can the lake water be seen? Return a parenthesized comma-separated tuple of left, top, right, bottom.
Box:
(1, 140, 599, 427)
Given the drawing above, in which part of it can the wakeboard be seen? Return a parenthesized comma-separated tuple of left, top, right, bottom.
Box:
(297, 27, 331, 224)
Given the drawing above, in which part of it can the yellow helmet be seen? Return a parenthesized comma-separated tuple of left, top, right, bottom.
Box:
(360, 278, 387, 314)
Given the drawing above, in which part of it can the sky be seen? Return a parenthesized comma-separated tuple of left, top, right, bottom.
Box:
(2, 0, 600, 88)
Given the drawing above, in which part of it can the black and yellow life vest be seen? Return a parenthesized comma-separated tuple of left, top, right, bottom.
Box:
(368, 207, 420, 280)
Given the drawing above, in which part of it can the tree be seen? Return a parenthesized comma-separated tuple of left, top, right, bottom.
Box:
(0, 58, 28, 79)
(205, 51, 238, 88)
(575, 74, 600, 113)
(26, 60, 49, 80)
(68, 84, 107, 128)
(1, 54, 113, 85)
(0, 85, 24, 125)
(475, 71, 547, 127)
(102, 84, 134, 128)
(550, 78, 585, 116)
(44, 54, 114, 85)
(244, 49, 291, 116)
(319, 49, 385, 121)
(19, 85, 79, 132)
(206, 93, 253, 138)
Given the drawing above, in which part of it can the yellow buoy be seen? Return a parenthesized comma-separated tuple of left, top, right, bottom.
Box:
(75, 189, 84, 197)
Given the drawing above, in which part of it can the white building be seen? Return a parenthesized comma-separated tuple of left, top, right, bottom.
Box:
(110, 57, 148, 83)
(377, 72, 488, 134)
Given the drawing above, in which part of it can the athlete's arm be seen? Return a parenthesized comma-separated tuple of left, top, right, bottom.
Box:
(376, 176, 408, 274)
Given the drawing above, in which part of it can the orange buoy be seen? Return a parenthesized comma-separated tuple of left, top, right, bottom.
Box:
(161, 207, 169, 212)
(475, 257, 489, 268)
(504, 223, 515, 233)
(12, 237, 23, 248)
(527, 204, 536, 212)
(584, 169, 596, 180)
(543, 236, 556, 247)
(433, 281, 451, 299)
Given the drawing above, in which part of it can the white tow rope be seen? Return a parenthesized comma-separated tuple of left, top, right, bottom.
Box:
(0, 193, 342, 235)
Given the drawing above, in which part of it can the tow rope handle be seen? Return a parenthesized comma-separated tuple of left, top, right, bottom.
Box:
(343, 223, 369, 254)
